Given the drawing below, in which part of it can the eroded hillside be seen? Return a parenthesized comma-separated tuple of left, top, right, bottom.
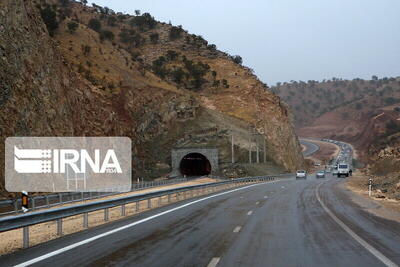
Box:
(0, 0, 304, 193)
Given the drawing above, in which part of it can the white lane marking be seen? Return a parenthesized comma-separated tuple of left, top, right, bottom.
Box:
(207, 257, 220, 267)
(15, 181, 281, 267)
(281, 186, 285, 189)
(233, 226, 242, 233)
(264, 196, 268, 199)
(240, 196, 244, 199)
(247, 211, 253, 216)
(256, 201, 260, 205)
(316, 182, 398, 267)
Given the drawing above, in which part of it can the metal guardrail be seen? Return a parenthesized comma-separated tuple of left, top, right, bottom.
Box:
(0, 178, 189, 216)
(0, 175, 276, 249)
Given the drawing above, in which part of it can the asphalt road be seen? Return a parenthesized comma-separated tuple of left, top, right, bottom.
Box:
(300, 139, 320, 157)
(1, 175, 400, 267)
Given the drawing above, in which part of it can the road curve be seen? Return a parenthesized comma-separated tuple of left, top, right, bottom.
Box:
(1, 175, 400, 267)
(300, 139, 320, 157)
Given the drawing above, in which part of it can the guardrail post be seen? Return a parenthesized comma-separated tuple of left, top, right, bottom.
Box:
(81, 192, 84, 201)
(121, 204, 126, 216)
(31, 197, 35, 211)
(46, 195, 49, 207)
(23, 226, 29, 248)
(57, 218, 63, 235)
(83, 213, 88, 228)
(14, 200, 18, 212)
(104, 208, 109, 222)
(59, 193, 62, 204)
(148, 198, 151, 209)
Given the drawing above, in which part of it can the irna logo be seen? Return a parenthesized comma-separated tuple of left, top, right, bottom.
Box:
(14, 147, 122, 174)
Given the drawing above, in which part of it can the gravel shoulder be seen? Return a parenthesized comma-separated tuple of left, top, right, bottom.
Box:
(345, 171, 400, 223)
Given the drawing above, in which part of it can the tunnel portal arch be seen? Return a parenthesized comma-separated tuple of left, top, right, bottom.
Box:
(171, 148, 218, 177)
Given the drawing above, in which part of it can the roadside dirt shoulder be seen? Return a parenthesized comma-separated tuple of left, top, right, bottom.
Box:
(345, 171, 400, 223)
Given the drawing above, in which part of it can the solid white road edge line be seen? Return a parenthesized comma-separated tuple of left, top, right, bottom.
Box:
(316, 182, 398, 267)
(16, 181, 280, 267)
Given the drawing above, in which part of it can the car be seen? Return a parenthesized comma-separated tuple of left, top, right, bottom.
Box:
(296, 170, 307, 179)
(316, 170, 325, 178)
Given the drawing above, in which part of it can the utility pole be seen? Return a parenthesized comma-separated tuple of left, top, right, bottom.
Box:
(256, 145, 260, 163)
(231, 134, 235, 164)
(248, 127, 252, 164)
(263, 138, 267, 163)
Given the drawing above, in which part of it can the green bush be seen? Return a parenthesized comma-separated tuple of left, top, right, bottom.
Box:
(40, 5, 59, 37)
(67, 21, 78, 34)
(129, 13, 156, 32)
(169, 26, 183, 40)
(100, 30, 114, 41)
(88, 18, 101, 32)
(107, 16, 117, 26)
(232, 55, 243, 65)
(150, 33, 159, 44)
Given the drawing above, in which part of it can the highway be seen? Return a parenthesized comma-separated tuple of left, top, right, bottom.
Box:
(1, 175, 400, 267)
(300, 139, 320, 157)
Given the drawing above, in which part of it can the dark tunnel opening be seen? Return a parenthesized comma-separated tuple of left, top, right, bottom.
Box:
(179, 153, 211, 177)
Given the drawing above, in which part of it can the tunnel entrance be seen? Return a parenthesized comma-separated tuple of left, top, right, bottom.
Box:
(179, 153, 211, 176)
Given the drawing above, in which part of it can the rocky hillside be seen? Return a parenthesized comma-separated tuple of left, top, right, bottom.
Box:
(272, 77, 400, 128)
(0, 0, 304, 193)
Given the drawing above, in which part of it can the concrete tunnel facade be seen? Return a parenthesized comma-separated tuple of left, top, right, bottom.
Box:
(171, 148, 219, 177)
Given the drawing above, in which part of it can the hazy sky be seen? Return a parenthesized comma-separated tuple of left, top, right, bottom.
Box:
(91, 0, 400, 86)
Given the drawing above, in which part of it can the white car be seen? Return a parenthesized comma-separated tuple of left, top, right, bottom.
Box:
(296, 170, 307, 179)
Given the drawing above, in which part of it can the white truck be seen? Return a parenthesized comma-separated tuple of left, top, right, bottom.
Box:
(336, 163, 350, 178)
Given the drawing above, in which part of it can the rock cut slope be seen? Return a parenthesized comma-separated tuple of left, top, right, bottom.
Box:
(0, 0, 304, 193)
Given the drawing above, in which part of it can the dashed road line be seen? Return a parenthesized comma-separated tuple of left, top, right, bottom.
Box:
(256, 201, 260, 205)
(247, 211, 253, 216)
(233, 226, 242, 233)
(207, 257, 220, 267)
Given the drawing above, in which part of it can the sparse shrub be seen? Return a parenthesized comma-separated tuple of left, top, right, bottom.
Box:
(88, 18, 101, 32)
(107, 16, 117, 26)
(150, 33, 159, 44)
(384, 97, 400, 105)
(171, 68, 185, 84)
(207, 44, 217, 51)
(394, 107, 400, 112)
(355, 103, 362, 110)
(232, 55, 243, 65)
(81, 45, 91, 56)
(166, 50, 179, 61)
(169, 26, 183, 40)
(67, 21, 78, 34)
(129, 13, 156, 32)
(386, 121, 400, 135)
(222, 79, 229, 88)
(39, 4, 59, 37)
(100, 30, 114, 41)
(119, 29, 143, 47)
